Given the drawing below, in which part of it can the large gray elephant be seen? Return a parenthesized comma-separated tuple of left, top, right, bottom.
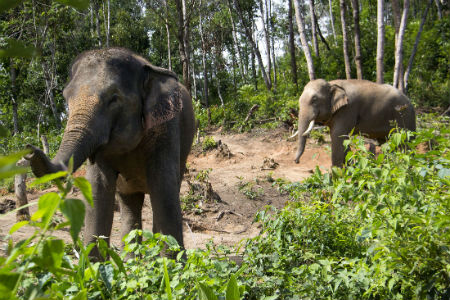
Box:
(26, 48, 195, 255)
(292, 79, 416, 167)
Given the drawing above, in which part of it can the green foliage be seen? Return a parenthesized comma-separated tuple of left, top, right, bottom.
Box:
(241, 117, 450, 299)
(237, 177, 264, 200)
(202, 136, 218, 152)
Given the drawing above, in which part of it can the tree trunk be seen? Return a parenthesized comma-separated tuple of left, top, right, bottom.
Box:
(435, 0, 443, 19)
(404, 0, 432, 91)
(314, 14, 331, 51)
(102, 0, 110, 48)
(251, 31, 258, 90)
(175, 0, 191, 94)
(329, 0, 337, 44)
(227, 2, 245, 80)
(164, 0, 171, 70)
(376, 0, 385, 83)
(293, 0, 316, 81)
(288, 0, 298, 89)
(392, 0, 403, 90)
(340, 0, 351, 79)
(393, 0, 410, 92)
(191, 53, 197, 100)
(309, 0, 319, 57)
(269, 0, 277, 91)
(15, 158, 30, 221)
(351, 0, 363, 79)
(93, 0, 102, 47)
(233, 0, 272, 90)
(10, 62, 20, 135)
(259, 0, 272, 87)
(199, 3, 210, 124)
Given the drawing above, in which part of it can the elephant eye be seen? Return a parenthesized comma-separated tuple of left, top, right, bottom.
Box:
(109, 94, 119, 106)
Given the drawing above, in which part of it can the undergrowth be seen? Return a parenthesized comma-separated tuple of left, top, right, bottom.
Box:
(1, 114, 449, 299)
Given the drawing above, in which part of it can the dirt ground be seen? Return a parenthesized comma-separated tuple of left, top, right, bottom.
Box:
(0, 127, 332, 254)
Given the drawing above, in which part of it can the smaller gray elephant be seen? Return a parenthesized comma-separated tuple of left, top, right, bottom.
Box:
(292, 79, 416, 167)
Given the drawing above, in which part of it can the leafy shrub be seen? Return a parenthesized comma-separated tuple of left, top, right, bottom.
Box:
(202, 136, 217, 152)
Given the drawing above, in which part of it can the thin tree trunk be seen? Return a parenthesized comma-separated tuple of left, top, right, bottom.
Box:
(435, 0, 443, 19)
(15, 158, 30, 221)
(293, 0, 316, 81)
(351, 0, 363, 79)
(199, 3, 210, 124)
(329, 0, 337, 44)
(314, 14, 331, 51)
(404, 0, 432, 91)
(10, 62, 19, 135)
(164, 0, 172, 70)
(340, 0, 351, 79)
(251, 32, 258, 90)
(269, 0, 277, 91)
(259, 0, 272, 87)
(93, 0, 102, 47)
(392, 0, 403, 89)
(227, 2, 245, 80)
(393, 0, 410, 92)
(376, 0, 385, 83)
(288, 0, 298, 89)
(191, 54, 197, 100)
(102, 0, 110, 47)
(175, 0, 191, 93)
(233, 0, 272, 90)
(309, 0, 319, 57)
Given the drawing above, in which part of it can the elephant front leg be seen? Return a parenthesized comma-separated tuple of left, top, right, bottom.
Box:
(117, 192, 144, 247)
(147, 158, 184, 250)
(84, 160, 118, 258)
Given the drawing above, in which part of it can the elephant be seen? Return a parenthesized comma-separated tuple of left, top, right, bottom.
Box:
(292, 79, 416, 167)
(26, 48, 195, 257)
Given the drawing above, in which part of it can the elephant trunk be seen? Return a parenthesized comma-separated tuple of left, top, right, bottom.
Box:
(294, 119, 315, 164)
(28, 108, 108, 177)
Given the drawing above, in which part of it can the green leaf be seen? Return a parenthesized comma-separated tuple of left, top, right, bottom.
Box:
(9, 220, 29, 234)
(34, 239, 65, 270)
(32, 192, 60, 224)
(108, 248, 126, 275)
(438, 168, 450, 179)
(70, 289, 87, 300)
(163, 259, 173, 300)
(73, 177, 93, 207)
(60, 198, 85, 242)
(98, 264, 114, 293)
(0, 39, 36, 58)
(225, 274, 240, 300)
(0, 125, 8, 137)
(198, 282, 218, 300)
(54, 0, 89, 10)
(29, 171, 67, 188)
(0, 271, 20, 300)
(0, 150, 31, 179)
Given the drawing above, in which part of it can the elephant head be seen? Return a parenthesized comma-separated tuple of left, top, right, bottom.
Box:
(27, 48, 182, 176)
(293, 79, 348, 163)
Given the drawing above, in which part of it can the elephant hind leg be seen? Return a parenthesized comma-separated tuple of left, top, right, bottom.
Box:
(117, 192, 145, 247)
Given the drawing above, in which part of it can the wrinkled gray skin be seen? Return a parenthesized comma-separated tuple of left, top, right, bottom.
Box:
(26, 48, 195, 257)
(294, 79, 416, 167)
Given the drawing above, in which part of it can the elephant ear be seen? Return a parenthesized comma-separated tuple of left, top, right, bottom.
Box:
(142, 65, 183, 130)
(330, 84, 348, 114)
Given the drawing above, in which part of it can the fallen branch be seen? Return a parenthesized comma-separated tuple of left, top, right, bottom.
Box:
(239, 104, 260, 132)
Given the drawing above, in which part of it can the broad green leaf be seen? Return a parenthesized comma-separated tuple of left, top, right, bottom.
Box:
(98, 264, 113, 293)
(225, 274, 240, 300)
(0, 125, 8, 137)
(70, 290, 87, 300)
(55, 0, 89, 10)
(0, 150, 30, 179)
(31, 193, 60, 225)
(60, 198, 85, 242)
(0, 39, 36, 58)
(9, 220, 29, 234)
(0, 271, 20, 300)
(74, 177, 93, 207)
(29, 171, 67, 188)
(34, 239, 65, 270)
(198, 282, 218, 300)
(108, 248, 126, 275)
(438, 168, 450, 179)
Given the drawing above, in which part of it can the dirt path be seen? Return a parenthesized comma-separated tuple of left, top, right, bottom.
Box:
(0, 127, 331, 254)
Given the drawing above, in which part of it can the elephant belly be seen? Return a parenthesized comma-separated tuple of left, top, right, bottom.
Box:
(116, 174, 148, 194)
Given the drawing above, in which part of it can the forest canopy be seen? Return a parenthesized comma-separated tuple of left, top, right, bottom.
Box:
(0, 0, 449, 151)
